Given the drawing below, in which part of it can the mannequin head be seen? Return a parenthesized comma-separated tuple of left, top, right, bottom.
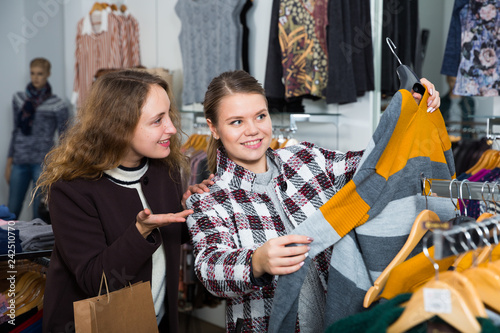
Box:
(30, 58, 51, 90)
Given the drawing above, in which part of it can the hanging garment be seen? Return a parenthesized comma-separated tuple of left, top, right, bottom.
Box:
(454, 0, 500, 96)
(264, 0, 307, 112)
(240, 0, 253, 73)
(264, 0, 305, 113)
(120, 10, 141, 68)
(381, 0, 422, 96)
(267, 89, 456, 332)
(278, 0, 329, 99)
(265, 0, 374, 106)
(326, 0, 374, 104)
(72, 7, 123, 108)
(175, 0, 247, 105)
(441, 0, 470, 77)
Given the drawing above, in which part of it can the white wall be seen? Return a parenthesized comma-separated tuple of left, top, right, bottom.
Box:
(1, 0, 67, 221)
(0, 1, 26, 218)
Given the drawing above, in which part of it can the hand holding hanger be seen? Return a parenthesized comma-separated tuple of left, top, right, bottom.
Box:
(386, 38, 440, 113)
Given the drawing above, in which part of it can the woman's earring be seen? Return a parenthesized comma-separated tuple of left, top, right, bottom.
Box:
(212, 133, 218, 140)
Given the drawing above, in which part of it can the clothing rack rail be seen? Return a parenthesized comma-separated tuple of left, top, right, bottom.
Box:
(425, 179, 499, 202)
(433, 215, 500, 259)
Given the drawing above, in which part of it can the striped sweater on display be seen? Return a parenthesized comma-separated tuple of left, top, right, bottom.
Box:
(268, 88, 457, 332)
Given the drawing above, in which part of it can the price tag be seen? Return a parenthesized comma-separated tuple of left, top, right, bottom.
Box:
(424, 288, 452, 314)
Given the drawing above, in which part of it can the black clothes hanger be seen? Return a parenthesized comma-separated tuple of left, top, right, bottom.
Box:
(386, 37, 426, 95)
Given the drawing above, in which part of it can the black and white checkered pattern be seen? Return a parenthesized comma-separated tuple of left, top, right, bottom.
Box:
(186, 142, 362, 332)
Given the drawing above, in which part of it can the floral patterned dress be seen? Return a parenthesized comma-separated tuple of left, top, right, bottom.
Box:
(454, 0, 500, 96)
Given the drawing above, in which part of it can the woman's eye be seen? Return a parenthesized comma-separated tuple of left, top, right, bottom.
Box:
(231, 120, 242, 125)
(154, 118, 162, 124)
(257, 114, 266, 120)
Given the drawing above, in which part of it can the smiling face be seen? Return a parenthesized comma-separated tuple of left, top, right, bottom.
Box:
(208, 93, 272, 174)
(30, 65, 50, 90)
(121, 84, 176, 167)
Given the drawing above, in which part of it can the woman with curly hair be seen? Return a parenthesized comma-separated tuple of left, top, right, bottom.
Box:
(37, 70, 205, 332)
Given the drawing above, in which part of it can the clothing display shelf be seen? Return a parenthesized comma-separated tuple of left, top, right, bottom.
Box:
(462, 116, 500, 140)
(0, 249, 52, 267)
(288, 113, 340, 132)
(181, 110, 205, 126)
(289, 113, 341, 150)
(446, 121, 487, 135)
(0, 249, 51, 261)
(181, 110, 341, 147)
(486, 117, 500, 140)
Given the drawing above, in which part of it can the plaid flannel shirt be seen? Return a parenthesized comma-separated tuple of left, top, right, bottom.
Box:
(186, 142, 363, 332)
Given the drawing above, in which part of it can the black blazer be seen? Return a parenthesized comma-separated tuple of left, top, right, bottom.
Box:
(43, 160, 189, 333)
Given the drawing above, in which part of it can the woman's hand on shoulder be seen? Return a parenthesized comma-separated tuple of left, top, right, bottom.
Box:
(413, 78, 440, 113)
(181, 174, 215, 209)
(251, 235, 313, 278)
(135, 208, 194, 238)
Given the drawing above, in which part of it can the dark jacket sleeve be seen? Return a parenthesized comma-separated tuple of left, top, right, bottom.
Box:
(49, 180, 161, 295)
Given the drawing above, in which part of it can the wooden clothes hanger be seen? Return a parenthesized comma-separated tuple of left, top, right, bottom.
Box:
(89, 2, 103, 14)
(467, 150, 497, 175)
(457, 224, 500, 314)
(270, 138, 279, 150)
(363, 209, 440, 308)
(181, 133, 197, 152)
(193, 134, 209, 151)
(364, 177, 459, 308)
(438, 269, 487, 318)
(387, 233, 481, 333)
(16, 276, 45, 316)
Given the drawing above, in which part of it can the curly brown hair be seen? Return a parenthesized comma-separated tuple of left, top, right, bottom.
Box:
(35, 69, 189, 197)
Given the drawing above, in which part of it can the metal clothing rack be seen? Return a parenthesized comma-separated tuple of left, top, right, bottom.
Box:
(433, 215, 500, 259)
(426, 179, 499, 202)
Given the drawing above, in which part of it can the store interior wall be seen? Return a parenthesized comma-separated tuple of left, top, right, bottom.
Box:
(1, 1, 499, 326)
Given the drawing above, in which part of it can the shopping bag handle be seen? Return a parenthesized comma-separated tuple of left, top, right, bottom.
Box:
(98, 272, 110, 303)
(97, 272, 134, 303)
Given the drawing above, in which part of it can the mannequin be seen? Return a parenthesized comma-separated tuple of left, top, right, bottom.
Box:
(4, 57, 70, 220)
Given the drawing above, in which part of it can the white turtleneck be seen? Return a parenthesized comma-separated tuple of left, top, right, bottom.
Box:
(104, 160, 166, 324)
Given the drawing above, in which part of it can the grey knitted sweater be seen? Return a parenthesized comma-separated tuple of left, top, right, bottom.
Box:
(175, 0, 247, 105)
(9, 91, 69, 164)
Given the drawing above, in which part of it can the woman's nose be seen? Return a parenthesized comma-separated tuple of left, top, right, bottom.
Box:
(245, 121, 259, 136)
(164, 120, 176, 134)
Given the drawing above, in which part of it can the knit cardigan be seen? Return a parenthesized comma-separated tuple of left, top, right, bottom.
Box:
(186, 144, 363, 332)
(268, 89, 457, 332)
